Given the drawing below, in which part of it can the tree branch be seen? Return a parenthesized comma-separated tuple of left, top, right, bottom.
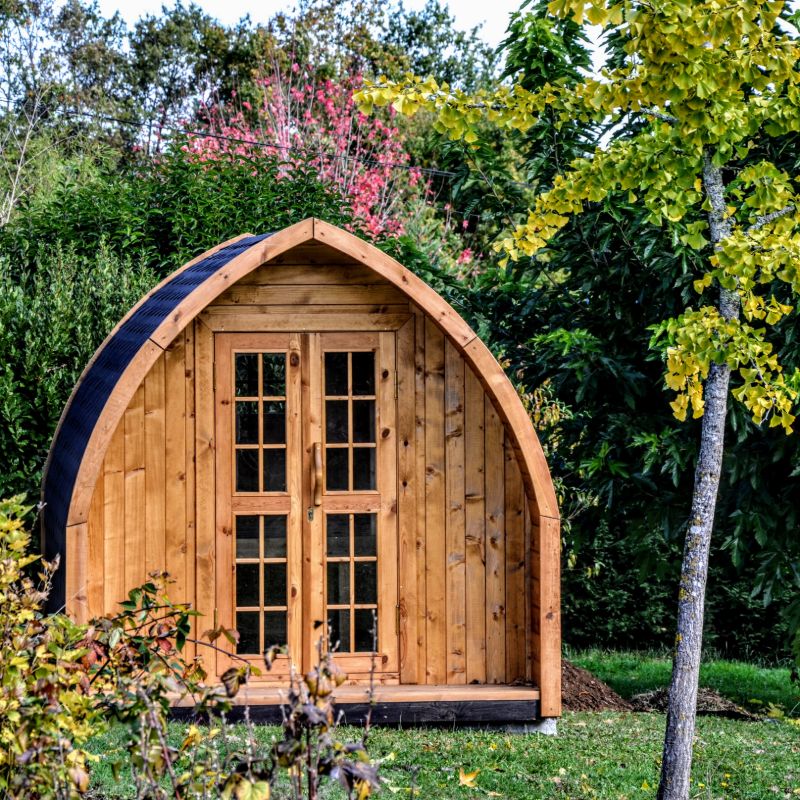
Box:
(747, 204, 795, 234)
(641, 108, 677, 123)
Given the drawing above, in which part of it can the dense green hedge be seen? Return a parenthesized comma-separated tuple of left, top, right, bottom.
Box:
(2, 150, 355, 278)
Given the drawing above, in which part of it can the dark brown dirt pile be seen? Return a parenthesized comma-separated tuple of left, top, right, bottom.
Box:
(561, 661, 634, 712)
(629, 687, 759, 720)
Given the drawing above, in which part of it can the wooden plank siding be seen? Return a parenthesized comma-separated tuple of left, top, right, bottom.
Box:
(88, 331, 196, 624)
(79, 247, 556, 708)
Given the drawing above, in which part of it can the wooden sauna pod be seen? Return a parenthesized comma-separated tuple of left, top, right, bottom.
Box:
(42, 219, 561, 722)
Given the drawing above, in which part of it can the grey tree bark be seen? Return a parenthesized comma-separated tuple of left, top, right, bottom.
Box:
(657, 151, 739, 800)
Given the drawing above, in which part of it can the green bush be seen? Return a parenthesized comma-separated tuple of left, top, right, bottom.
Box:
(0, 245, 157, 499)
(0, 496, 100, 797)
(3, 148, 356, 277)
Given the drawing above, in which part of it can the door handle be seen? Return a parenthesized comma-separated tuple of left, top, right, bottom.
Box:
(312, 442, 323, 506)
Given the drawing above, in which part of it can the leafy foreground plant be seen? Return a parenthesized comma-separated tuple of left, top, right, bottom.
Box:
(0, 497, 378, 799)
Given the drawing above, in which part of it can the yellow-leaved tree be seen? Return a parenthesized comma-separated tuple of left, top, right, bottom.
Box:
(356, 2, 800, 797)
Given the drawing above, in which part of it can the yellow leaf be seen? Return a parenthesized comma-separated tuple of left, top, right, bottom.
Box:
(459, 768, 480, 788)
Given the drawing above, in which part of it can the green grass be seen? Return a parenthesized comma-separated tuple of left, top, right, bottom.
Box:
(87, 713, 800, 799)
(86, 653, 800, 798)
(569, 649, 800, 716)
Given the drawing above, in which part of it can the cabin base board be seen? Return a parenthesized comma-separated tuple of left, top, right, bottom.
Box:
(171, 684, 542, 726)
(171, 700, 542, 726)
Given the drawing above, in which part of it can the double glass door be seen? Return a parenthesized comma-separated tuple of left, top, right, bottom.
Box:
(214, 332, 398, 680)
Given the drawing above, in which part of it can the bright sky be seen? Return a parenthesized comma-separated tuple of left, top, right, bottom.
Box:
(95, 0, 521, 48)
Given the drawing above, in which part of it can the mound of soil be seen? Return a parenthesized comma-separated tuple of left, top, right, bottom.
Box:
(630, 688, 759, 720)
(561, 661, 633, 712)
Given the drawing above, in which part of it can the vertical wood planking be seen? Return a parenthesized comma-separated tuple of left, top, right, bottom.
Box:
(67, 523, 89, 623)
(530, 519, 542, 689)
(184, 325, 197, 660)
(504, 438, 526, 682)
(524, 496, 534, 683)
(195, 321, 216, 674)
(413, 308, 427, 683)
(86, 478, 104, 618)
(144, 355, 166, 577)
(302, 333, 324, 671)
(213, 338, 234, 674)
(423, 319, 446, 684)
(484, 396, 506, 684)
(396, 319, 418, 683)
(165, 333, 187, 603)
(537, 515, 561, 716)
(378, 331, 399, 674)
(103, 422, 125, 613)
(444, 341, 466, 683)
(464, 368, 486, 684)
(286, 333, 303, 669)
(124, 384, 146, 592)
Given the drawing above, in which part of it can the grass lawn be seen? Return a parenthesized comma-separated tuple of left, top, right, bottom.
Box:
(87, 713, 800, 799)
(569, 649, 800, 716)
(86, 653, 800, 799)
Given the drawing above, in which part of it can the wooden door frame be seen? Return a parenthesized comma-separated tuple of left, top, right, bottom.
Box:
(214, 330, 399, 683)
(214, 332, 303, 680)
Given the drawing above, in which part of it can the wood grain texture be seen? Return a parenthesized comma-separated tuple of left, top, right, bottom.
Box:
(462, 337, 558, 522)
(313, 220, 476, 348)
(103, 422, 125, 614)
(378, 331, 399, 675)
(164, 333, 187, 604)
(124, 384, 146, 592)
(213, 337, 234, 678)
(302, 333, 324, 671)
(504, 438, 526, 683)
(286, 333, 304, 672)
(484, 396, 506, 684)
(444, 341, 466, 684)
(194, 321, 216, 674)
(184, 324, 197, 661)
(66, 522, 88, 623)
(537, 514, 561, 716)
(199, 308, 410, 333)
(423, 319, 446, 685)
(86, 475, 104, 618)
(413, 308, 428, 685)
(144, 356, 166, 577)
(396, 319, 418, 683)
(464, 367, 486, 684)
(237, 263, 384, 285)
(214, 284, 406, 306)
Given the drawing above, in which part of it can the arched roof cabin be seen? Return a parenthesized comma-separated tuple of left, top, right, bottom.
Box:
(43, 219, 561, 723)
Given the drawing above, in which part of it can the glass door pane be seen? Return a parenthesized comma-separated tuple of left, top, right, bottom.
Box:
(323, 350, 376, 492)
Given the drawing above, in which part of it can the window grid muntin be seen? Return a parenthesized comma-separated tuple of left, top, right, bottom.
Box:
(235, 514, 288, 655)
(325, 512, 378, 653)
(234, 351, 288, 494)
(323, 350, 377, 493)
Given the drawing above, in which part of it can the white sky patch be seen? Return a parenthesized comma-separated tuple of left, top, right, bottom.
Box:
(94, 0, 524, 48)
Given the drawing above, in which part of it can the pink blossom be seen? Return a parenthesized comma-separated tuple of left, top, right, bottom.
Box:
(456, 248, 474, 265)
(185, 67, 429, 238)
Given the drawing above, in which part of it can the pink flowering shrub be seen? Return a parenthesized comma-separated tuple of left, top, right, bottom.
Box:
(184, 64, 423, 238)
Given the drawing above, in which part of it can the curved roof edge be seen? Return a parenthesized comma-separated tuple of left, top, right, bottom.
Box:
(44, 218, 558, 575)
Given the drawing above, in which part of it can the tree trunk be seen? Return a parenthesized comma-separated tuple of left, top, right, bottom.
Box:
(657, 152, 738, 800)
